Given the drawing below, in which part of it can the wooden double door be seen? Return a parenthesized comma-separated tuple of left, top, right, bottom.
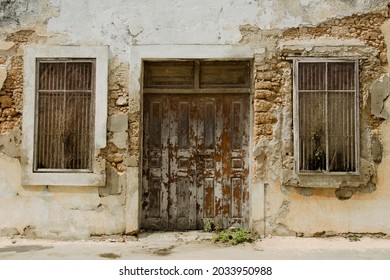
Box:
(142, 93, 250, 230)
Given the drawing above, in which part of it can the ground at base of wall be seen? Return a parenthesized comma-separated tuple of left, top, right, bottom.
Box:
(2, 232, 390, 259)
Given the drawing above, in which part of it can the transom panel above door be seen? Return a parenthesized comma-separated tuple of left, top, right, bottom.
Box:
(142, 60, 251, 230)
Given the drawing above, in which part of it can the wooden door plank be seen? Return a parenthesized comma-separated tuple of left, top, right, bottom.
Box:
(214, 96, 224, 228)
(221, 97, 232, 228)
(168, 96, 178, 229)
(195, 98, 204, 228)
(188, 98, 198, 229)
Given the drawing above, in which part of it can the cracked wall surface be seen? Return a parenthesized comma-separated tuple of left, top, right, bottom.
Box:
(1, 0, 390, 238)
(247, 6, 390, 236)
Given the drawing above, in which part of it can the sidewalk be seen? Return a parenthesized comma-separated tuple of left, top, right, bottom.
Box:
(1, 231, 390, 260)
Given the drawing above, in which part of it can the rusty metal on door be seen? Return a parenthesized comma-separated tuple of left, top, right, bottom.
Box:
(142, 60, 250, 230)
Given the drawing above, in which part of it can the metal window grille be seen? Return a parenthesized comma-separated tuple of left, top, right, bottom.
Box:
(294, 59, 359, 173)
(34, 59, 95, 172)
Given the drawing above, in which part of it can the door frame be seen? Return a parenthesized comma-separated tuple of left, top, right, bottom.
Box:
(126, 45, 261, 234)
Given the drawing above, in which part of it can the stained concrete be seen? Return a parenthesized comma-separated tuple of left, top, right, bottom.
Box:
(1, 233, 390, 260)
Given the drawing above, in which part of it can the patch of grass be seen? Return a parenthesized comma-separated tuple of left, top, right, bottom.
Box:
(347, 234, 361, 242)
(203, 220, 215, 232)
(203, 221, 221, 232)
(203, 221, 253, 245)
(213, 228, 252, 245)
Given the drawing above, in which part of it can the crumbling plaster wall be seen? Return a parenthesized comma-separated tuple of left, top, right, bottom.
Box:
(245, 6, 390, 236)
(0, 1, 129, 238)
(1, 0, 390, 238)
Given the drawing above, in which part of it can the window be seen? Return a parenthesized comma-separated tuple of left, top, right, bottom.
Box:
(35, 59, 95, 172)
(22, 46, 108, 186)
(293, 59, 359, 174)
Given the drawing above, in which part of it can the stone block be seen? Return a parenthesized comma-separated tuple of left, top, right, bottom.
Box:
(0, 96, 12, 109)
(379, 52, 387, 64)
(255, 112, 276, 124)
(108, 114, 128, 132)
(99, 165, 126, 197)
(255, 89, 275, 99)
(110, 131, 128, 149)
(116, 96, 128, 106)
(254, 100, 273, 112)
(255, 81, 273, 90)
(254, 124, 273, 135)
(107, 153, 123, 164)
(371, 136, 383, 163)
(256, 71, 274, 81)
(123, 154, 138, 167)
(331, 26, 349, 35)
(3, 107, 17, 116)
(370, 74, 390, 119)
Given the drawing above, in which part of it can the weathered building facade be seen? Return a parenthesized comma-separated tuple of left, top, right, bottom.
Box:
(1, 0, 390, 239)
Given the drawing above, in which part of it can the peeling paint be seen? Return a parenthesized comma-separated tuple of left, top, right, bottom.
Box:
(1, 1, 390, 238)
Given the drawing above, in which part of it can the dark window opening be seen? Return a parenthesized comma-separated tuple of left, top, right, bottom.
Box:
(34, 59, 95, 172)
(296, 60, 358, 173)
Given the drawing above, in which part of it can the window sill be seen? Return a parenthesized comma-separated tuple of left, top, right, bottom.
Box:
(282, 168, 369, 189)
(22, 169, 105, 186)
(297, 171, 359, 176)
(294, 173, 365, 189)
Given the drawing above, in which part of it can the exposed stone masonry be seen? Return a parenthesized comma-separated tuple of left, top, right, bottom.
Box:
(0, 29, 132, 173)
(252, 7, 390, 142)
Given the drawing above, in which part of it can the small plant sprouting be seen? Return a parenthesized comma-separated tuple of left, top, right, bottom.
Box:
(347, 234, 361, 242)
(203, 220, 215, 232)
(213, 228, 252, 245)
(310, 126, 326, 170)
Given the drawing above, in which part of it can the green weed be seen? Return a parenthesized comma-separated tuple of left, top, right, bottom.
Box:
(213, 228, 252, 245)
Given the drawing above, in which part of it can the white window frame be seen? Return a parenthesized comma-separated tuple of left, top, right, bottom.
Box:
(22, 46, 108, 186)
(293, 57, 360, 175)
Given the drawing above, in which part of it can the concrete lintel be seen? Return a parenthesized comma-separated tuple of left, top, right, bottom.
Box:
(280, 37, 366, 51)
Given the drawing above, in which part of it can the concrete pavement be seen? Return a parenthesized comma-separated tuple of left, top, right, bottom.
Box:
(1, 231, 390, 260)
